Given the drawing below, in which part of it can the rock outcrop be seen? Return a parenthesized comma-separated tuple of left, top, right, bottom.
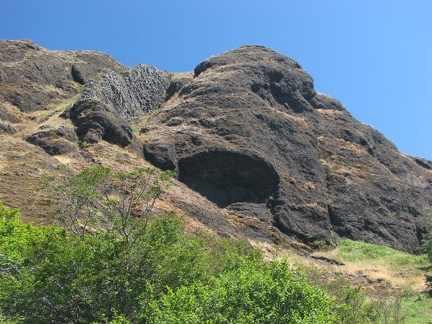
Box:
(0, 40, 430, 253)
(81, 64, 171, 119)
(142, 46, 432, 252)
(26, 125, 79, 155)
(0, 39, 125, 113)
(68, 98, 133, 147)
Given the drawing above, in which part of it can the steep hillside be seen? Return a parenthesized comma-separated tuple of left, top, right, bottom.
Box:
(0, 39, 431, 253)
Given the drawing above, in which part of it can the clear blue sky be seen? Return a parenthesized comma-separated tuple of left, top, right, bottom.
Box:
(1, 0, 431, 160)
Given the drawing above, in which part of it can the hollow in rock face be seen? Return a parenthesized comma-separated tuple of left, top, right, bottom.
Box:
(178, 150, 279, 208)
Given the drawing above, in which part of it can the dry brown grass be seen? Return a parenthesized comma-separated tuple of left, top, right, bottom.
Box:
(311, 243, 429, 296)
(244, 236, 430, 303)
(0, 136, 61, 223)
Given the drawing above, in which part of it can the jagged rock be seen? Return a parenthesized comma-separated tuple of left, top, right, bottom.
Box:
(165, 74, 193, 101)
(0, 39, 77, 112)
(0, 103, 21, 123)
(143, 141, 177, 171)
(71, 52, 125, 85)
(142, 45, 432, 252)
(81, 64, 171, 119)
(0, 122, 16, 135)
(412, 157, 432, 171)
(26, 125, 79, 155)
(69, 98, 133, 147)
(0, 39, 124, 112)
(310, 92, 345, 111)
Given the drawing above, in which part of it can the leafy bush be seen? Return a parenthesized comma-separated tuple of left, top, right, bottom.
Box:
(421, 226, 432, 263)
(0, 202, 340, 323)
(420, 225, 432, 293)
(146, 260, 337, 323)
(1, 167, 413, 323)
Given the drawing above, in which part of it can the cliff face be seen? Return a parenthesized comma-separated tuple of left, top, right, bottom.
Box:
(1, 40, 431, 252)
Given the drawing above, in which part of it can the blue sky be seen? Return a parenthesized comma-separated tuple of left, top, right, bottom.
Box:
(1, 0, 431, 160)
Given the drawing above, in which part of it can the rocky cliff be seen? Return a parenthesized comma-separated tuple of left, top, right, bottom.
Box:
(1, 39, 431, 253)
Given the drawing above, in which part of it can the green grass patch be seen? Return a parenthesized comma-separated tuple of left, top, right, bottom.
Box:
(336, 239, 428, 267)
(314, 239, 432, 323)
(130, 114, 151, 135)
(37, 93, 81, 123)
(402, 294, 432, 324)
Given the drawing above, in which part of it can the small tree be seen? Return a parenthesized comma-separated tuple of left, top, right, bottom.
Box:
(44, 166, 174, 244)
(0, 167, 178, 322)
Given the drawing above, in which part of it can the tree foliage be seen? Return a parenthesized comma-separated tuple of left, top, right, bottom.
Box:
(0, 167, 406, 323)
(42, 166, 174, 242)
(145, 260, 336, 323)
(0, 202, 337, 323)
(420, 210, 432, 291)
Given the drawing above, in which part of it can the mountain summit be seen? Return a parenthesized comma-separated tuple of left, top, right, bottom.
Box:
(1, 40, 431, 252)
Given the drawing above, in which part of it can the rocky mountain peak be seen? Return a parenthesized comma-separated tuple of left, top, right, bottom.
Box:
(191, 45, 316, 110)
(0, 40, 430, 253)
(143, 45, 432, 252)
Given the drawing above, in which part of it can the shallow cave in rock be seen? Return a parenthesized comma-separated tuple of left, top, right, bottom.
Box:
(178, 150, 279, 208)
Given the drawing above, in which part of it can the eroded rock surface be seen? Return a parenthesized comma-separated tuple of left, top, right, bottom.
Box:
(26, 125, 79, 155)
(142, 46, 432, 252)
(69, 98, 133, 147)
(0, 39, 124, 113)
(81, 64, 171, 119)
(0, 40, 430, 253)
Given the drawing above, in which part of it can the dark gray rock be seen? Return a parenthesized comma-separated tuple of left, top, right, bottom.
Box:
(0, 40, 76, 112)
(69, 98, 133, 147)
(0, 39, 125, 113)
(71, 52, 125, 85)
(178, 149, 279, 208)
(310, 92, 345, 111)
(0, 122, 16, 135)
(1, 40, 430, 254)
(81, 64, 171, 119)
(165, 75, 192, 101)
(71, 63, 87, 85)
(143, 141, 177, 171)
(0, 103, 22, 123)
(26, 125, 78, 155)
(142, 45, 432, 252)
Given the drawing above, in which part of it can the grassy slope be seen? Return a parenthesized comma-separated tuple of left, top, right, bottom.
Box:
(302, 239, 432, 323)
(2, 88, 431, 322)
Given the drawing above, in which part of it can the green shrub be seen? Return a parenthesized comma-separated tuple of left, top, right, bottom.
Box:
(421, 227, 432, 264)
(0, 199, 341, 323)
(145, 260, 338, 324)
(2, 166, 414, 323)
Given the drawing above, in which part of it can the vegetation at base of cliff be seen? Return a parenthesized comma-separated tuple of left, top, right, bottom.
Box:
(0, 166, 429, 323)
(312, 238, 432, 324)
(0, 203, 334, 323)
(0, 203, 410, 324)
(420, 222, 432, 302)
(331, 239, 428, 267)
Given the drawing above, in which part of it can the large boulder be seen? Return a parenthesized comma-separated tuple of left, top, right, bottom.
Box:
(26, 125, 79, 155)
(142, 46, 432, 253)
(69, 98, 133, 147)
